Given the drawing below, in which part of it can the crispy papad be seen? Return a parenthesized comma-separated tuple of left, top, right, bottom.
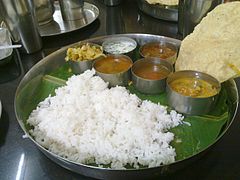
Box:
(175, 2, 240, 83)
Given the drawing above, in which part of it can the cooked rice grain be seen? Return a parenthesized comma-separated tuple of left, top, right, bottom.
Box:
(27, 70, 184, 169)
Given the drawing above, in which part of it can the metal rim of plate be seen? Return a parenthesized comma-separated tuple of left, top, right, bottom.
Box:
(137, 0, 178, 22)
(0, 100, 1, 118)
(39, 2, 99, 37)
(14, 34, 238, 179)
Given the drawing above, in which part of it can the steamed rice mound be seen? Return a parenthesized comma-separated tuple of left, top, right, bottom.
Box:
(27, 70, 184, 169)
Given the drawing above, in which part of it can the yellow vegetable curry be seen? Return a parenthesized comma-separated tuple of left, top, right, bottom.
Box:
(169, 77, 218, 97)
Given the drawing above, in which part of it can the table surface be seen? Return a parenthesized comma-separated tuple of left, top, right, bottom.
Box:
(0, 0, 240, 180)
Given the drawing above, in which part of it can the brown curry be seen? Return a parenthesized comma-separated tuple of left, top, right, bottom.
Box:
(141, 43, 176, 59)
(134, 64, 170, 80)
(94, 56, 132, 74)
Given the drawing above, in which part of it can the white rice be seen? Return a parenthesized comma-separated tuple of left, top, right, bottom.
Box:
(27, 69, 184, 169)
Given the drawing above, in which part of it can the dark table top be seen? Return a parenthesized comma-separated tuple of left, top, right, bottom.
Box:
(0, 0, 240, 179)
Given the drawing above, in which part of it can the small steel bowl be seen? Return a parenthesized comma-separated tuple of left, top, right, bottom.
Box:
(67, 42, 104, 74)
(131, 57, 173, 94)
(139, 41, 178, 64)
(70, 58, 95, 74)
(102, 37, 137, 60)
(93, 54, 133, 87)
(166, 70, 221, 115)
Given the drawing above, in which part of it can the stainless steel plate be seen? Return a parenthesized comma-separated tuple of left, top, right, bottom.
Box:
(14, 34, 238, 180)
(137, 0, 178, 22)
(39, 2, 99, 37)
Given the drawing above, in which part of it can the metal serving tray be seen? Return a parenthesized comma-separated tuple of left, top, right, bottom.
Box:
(14, 34, 238, 180)
(137, 0, 178, 22)
(39, 2, 99, 37)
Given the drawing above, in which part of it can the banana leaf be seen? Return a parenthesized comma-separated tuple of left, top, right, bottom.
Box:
(128, 84, 229, 160)
(20, 64, 230, 162)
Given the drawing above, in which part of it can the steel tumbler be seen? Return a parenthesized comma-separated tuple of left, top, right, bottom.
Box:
(178, 0, 223, 38)
(58, 0, 85, 21)
(34, 0, 55, 25)
(0, 0, 42, 54)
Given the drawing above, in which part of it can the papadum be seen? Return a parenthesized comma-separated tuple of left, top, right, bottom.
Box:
(146, 0, 178, 6)
(175, 2, 240, 83)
